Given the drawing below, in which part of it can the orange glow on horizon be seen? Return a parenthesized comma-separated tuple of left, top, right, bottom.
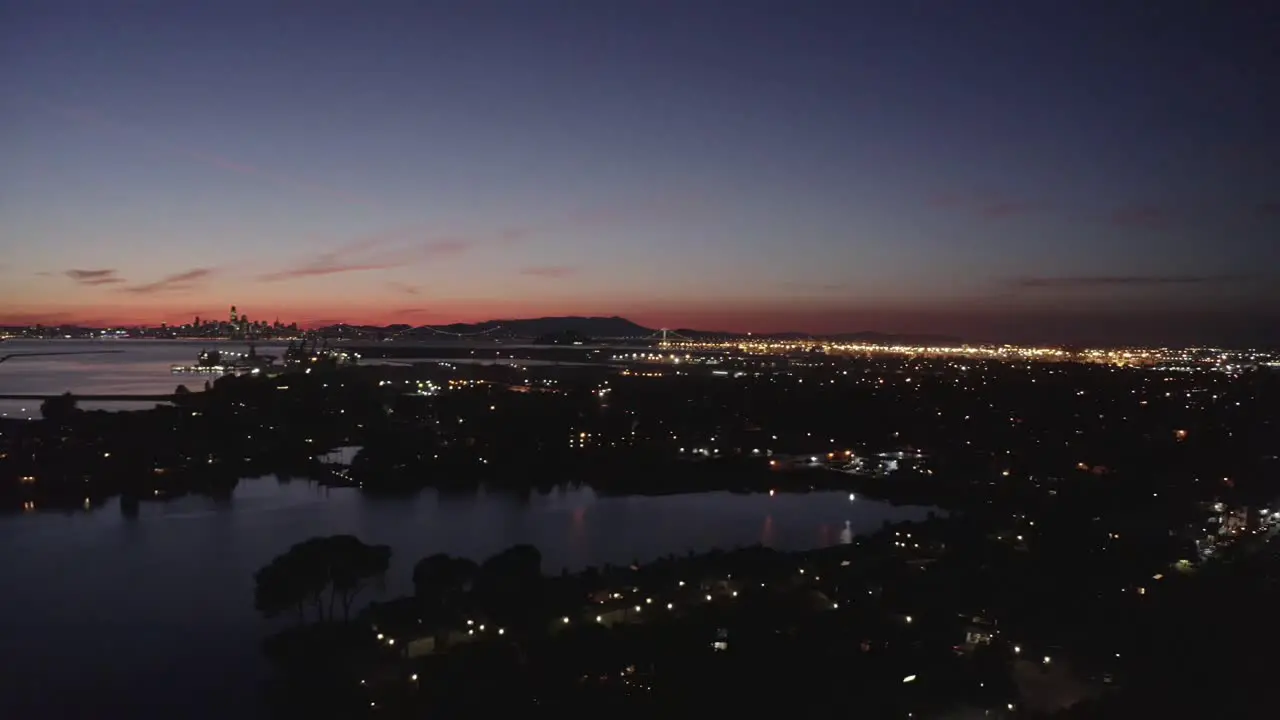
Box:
(0, 304, 856, 335)
(0, 297, 921, 335)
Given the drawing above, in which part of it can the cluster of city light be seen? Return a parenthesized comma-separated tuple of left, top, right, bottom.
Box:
(352, 533, 1118, 714)
(171, 365, 263, 375)
(613, 351, 723, 366)
(653, 337, 1280, 370)
(826, 342, 1069, 360)
(662, 338, 1074, 361)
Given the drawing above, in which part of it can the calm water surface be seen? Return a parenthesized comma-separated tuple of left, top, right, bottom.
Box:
(0, 479, 933, 719)
(0, 339, 287, 415)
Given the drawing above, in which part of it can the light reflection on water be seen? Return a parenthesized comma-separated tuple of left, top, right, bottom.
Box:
(0, 340, 289, 415)
(0, 478, 933, 719)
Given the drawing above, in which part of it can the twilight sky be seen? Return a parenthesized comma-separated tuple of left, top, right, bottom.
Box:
(2, 0, 1277, 345)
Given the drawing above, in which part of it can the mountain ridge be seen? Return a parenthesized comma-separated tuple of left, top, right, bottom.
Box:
(318, 315, 962, 344)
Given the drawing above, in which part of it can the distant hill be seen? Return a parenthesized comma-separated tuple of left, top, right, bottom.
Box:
(308, 316, 962, 344)
(405, 316, 654, 339)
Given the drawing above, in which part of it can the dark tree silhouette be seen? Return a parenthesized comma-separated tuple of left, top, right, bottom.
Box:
(254, 555, 316, 624)
(40, 392, 78, 424)
(254, 535, 391, 624)
(478, 544, 541, 588)
(328, 535, 392, 621)
(474, 544, 543, 628)
(412, 553, 478, 606)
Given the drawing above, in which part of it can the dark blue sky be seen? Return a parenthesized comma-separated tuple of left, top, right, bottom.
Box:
(2, 0, 1277, 344)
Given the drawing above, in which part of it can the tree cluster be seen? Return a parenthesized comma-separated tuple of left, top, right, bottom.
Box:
(254, 535, 391, 624)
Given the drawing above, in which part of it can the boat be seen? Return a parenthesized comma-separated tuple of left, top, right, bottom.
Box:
(171, 344, 278, 376)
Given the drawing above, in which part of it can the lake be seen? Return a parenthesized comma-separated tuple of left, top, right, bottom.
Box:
(0, 479, 934, 718)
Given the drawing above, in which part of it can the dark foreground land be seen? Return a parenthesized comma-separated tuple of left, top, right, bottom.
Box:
(259, 516, 1280, 719)
(6, 350, 1276, 511)
(3, 349, 1278, 716)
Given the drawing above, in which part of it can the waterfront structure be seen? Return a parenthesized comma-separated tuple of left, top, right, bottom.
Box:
(283, 337, 360, 368)
(171, 344, 277, 376)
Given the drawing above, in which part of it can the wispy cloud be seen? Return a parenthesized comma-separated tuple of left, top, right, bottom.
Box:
(388, 282, 420, 295)
(172, 148, 382, 208)
(259, 234, 471, 282)
(65, 268, 125, 286)
(258, 261, 395, 282)
(487, 193, 708, 248)
(779, 281, 849, 292)
(931, 192, 1036, 220)
(1012, 275, 1238, 289)
(928, 192, 969, 208)
(417, 239, 471, 257)
(497, 227, 535, 245)
(257, 195, 704, 283)
(519, 265, 577, 279)
(180, 149, 260, 175)
(1110, 204, 1172, 228)
(980, 201, 1036, 219)
(122, 268, 216, 294)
